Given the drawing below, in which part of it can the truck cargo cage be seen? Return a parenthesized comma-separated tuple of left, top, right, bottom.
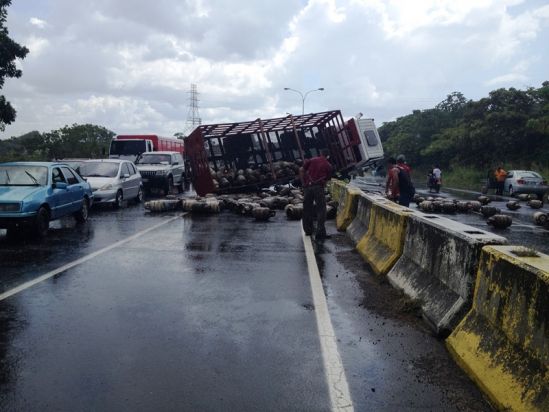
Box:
(185, 110, 359, 196)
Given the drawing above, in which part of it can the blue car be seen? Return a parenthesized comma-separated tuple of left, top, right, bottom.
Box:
(0, 162, 94, 237)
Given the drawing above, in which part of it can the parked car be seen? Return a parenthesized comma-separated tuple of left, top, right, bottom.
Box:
(135, 151, 185, 194)
(0, 162, 93, 237)
(79, 159, 143, 208)
(57, 158, 89, 176)
(504, 170, 548, 197)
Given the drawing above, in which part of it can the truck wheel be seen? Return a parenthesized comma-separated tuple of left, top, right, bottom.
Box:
(113, 190, 123, 209)
(74, 198, 89, 223)
(34, 207, 50, 238)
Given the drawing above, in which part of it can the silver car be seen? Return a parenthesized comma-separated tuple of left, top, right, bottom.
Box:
(80, 159, 143, 208)
(504, 170, 548, 197)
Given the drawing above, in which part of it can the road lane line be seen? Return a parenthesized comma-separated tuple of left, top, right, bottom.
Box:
(302, 229, 354, 412)
(0, 214, 184, 302)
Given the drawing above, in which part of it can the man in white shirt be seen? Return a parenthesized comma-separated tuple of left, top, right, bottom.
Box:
(432, 165, 442, 193)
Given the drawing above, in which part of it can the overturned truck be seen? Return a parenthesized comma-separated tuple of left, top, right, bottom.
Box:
(185, 110, 383, 196)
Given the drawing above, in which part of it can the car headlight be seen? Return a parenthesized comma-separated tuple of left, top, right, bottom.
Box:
(100, 183, 113, 190)
(158, 170, 168, 175)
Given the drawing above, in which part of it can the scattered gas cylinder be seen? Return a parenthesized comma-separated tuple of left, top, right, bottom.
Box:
(252, 207, 276, 221)
(506, 200, 521, 211)
(533, 211, 548, 226)
(487, 214, 512, 229)
(480, 206, 500, 218)
(528, 199, 543, 209)
(285, 204, 303, 220)
(144, 199, 182, 213)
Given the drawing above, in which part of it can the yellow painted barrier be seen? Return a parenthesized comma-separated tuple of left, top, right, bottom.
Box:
(328, 179, 346, 203)
(335, 186, 362, 232)
(356, 201, 414, 275)
(447, 246, 549, 411)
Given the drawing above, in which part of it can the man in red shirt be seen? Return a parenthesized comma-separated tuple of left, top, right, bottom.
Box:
(300, 149, 333, 239)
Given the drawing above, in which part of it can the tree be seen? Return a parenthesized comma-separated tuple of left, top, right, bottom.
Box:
(0, 0, 29, 131)
(43, 124, 116, 159)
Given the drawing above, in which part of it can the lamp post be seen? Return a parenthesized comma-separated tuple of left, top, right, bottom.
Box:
(283, 87, 324, 115)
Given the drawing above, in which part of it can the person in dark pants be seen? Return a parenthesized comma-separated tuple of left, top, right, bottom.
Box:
(386, 157, 415, 207)
(300, 149, 333, 240)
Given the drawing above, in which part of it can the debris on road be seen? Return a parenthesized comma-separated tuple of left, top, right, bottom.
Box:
(144, 185, 336, 223)
(506, 200, 521, 210)
(487, 214, 513, 229)
(528, 199, 543, 209)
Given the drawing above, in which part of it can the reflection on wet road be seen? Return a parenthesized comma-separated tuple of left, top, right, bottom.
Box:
(0, 201, 491, 410)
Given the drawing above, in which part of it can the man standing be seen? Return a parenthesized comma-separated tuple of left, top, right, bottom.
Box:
(432, 164, 442, 193)
(300, 149, 333, 240)
(386, 157, 415, 207)
(495, 166, 507, 195)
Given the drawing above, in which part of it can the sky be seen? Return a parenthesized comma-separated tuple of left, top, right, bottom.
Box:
(1, 0, 549, 138)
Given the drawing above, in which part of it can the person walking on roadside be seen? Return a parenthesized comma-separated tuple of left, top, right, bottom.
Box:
(494, 166, 507, 196)
(386, 157, 415, 207)
(396, 154, 411, 174)
(300, 149, 333, 240)
(432, 164, 442, 193)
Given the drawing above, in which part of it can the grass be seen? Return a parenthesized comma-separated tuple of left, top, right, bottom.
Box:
(440, 166, 485, 191)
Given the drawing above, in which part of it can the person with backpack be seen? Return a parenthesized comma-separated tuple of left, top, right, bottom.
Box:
(386, 157, 415, 207)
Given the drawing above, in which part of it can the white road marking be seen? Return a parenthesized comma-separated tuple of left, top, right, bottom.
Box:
(0, 214, 184, 302)
(302, 229, 354, 412)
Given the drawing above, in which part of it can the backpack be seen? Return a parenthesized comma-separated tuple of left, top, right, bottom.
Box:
(397, 166, 415, 195)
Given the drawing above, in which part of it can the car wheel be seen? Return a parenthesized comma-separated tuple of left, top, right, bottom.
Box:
(74, 198, 89, 223)
(34, 207, 50, 238)
(113, 190, 123, 209)
(509, 185, 514, 196)
(165, 176, 174, 195)
(136, 186, 144, 203)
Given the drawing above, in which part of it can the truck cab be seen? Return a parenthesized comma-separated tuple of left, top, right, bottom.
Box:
(346, 115, 384, 170)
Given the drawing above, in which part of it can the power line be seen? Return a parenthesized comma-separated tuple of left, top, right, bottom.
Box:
(185, 83, 201, 135)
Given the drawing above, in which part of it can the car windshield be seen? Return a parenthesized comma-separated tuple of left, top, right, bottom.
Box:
(0, 165, 48, 186)
(518, 171, 541, 179)
(137, 154, 171, 164)
(80, 162, 120, 178)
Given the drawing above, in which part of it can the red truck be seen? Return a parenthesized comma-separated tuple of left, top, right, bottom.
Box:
(185, 110, 384, 196)
(109, 135, 184, 162)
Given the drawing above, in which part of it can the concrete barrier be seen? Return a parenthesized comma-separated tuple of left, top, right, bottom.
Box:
(387, 214, 507, 336)
(328, 179, 346, 204)
(335, 186, 362, 232)
(447, 246, 549, 411)
(346, 193, 388, 245)
(356, 201, 415, 275)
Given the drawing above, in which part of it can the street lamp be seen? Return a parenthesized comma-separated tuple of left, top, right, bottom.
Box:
(283, 87, 324, 115)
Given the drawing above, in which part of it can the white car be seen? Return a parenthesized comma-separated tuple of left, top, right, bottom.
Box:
(504, 170, 548, 197)
(79, 159, 143, 208)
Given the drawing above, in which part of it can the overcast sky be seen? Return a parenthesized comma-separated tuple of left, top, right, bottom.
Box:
(1, 0, 549, 138)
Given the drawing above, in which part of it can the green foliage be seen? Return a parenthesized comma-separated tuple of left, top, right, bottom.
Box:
(0, 0, 29, 131)
(379, 83, 549, 176)
(0, 124, 116, 162)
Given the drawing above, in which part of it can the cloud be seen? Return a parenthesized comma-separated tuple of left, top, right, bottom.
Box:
(29, 17, 47, 29)
(1, 0, 549, 139)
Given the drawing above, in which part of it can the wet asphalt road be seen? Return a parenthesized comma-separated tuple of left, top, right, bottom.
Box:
(352, 177, 549, 255)
(0, 199, 491, 410)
